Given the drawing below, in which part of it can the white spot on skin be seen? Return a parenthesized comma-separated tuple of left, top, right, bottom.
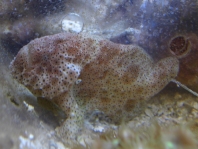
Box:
(70, 112, 75, 117)
(66, 63, 81, 75)
(75, 79, 82, 84)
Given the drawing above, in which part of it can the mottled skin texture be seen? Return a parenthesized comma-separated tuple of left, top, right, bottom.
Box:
(10, 33, 179, 145)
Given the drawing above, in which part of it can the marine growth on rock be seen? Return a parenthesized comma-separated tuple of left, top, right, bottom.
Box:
(169, 35, 191, 59)
(9, 32, 179, 145)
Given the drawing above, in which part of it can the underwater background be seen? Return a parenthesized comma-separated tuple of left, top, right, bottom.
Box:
(0, 0, 198, 148)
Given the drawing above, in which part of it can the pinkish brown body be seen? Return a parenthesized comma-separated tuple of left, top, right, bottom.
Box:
(10, 33, 179, 145)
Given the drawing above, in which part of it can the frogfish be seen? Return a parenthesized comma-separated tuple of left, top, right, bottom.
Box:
(9, 33, 179, 145)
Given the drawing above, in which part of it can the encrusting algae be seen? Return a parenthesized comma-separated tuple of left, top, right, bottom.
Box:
(9, 32, 179, 146)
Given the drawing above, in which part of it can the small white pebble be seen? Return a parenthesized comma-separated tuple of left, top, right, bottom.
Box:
(93, 125, 105, 132)
(62, 13, 83, 33)
(19, 135, 36, 149)
(23, 101, 34, 112)
(28, 134, 34, 140)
